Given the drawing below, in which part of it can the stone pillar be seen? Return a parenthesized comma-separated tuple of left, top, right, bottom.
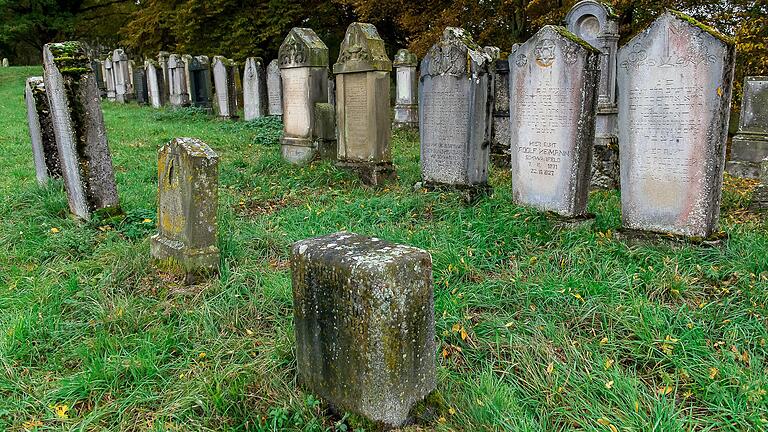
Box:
(186, 55, 212, 111)
(157, 51, 171, 104)
(112, 49, 133, 103)
(145, 59, 166, 108)
(43, 42, 121, 220)
(617, 11, 735, 238)
(420, 28, 493, 194)
(150, 137, 219, 283)
(278, 27, 335, 165)
(104, 57, 116, 101)
(334, 22, 394, 185)
(266, 59, 282, 116)
(566, 0, 620, 189)
(25, 77, 61, 185)
(393, 49, 418, 129)
(212, 56, 239, 119)
(491, 45, 517, 166)
(727, 76, 768, 178)
(291, 231, 436, 429)
(168, 54, 190, 107)
(242, 57, 268, 120)
(133, 65, 149, 105)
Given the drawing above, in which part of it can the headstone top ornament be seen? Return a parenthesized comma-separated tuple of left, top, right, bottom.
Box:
(422, 27, 492, 78)
(333, 22, 392, 74)
(279, 28, 329, 69)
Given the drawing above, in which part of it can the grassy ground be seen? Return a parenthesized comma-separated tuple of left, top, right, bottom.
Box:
(1, 65, 767, 431)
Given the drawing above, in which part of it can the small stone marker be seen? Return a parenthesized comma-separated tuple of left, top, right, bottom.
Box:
(334, 22, 395, 185)
(43, 42, 121, 220)
(2, 58, 8, 67)
(266, 59, 282, 116)
(491, 45, 516, 166)
(566, 0, 621, 189)
(168, 54, 190, 107)
(618, 11, 735, 238)
(212, 56, 239, 119)
(727, 76, 768, 178)
(157, 51, 171, 103)
(186, 55, 213, 111)
(393, 48, 419, 129)
(25, 77, 61, 184)
(420, 27, 493, 192)
(291, 231, 436, 428)
(242, 57, 268, 120)
(151, 138, 219, 282)
(510, 26, 600, 218)
(104, 57, 116, 101)
(133, 66, 149, 105)
(278, 27, 335, 164)
(145, 59, 166, 108)
(112, 49, 134, 103)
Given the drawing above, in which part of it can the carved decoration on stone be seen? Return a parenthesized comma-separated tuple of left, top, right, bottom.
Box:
(535, 38, 557, 67)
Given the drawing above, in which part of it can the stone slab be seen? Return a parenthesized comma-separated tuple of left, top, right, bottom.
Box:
(25, 77, 61, 184)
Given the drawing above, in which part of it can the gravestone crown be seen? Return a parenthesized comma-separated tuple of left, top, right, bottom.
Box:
(168, 54, 183, 68)
(333, 22, 391, 74)
(422, 27, 491, 78)
(393, 48, 418, 67)
(513, 25, 599, 71)
(278, 28, 329, 69)
(565, 0, 619, 42)
(112, 48, 128, 61)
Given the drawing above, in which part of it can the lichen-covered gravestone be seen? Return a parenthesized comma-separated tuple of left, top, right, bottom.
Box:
(104, 57, 116, 101)
(509, 26, 600, 218)
(186, 55, 213, 111)
(278, 28, 335, 165)
(151, 138, 219, 282)
(726, 76, 768, 178)
(25, 77, 61, 184)
(420, 28, 493, 193)
(393, 49, 419, 129)
(212, 56, 239, 119)
(334, 22, 395, 185)
(618, 11, 735, 238)
(168, 54, 190, 107)
(566, 0, 621, 189)
(43, 42, 121, 220)
(242, 57, 268, 120)
(157, 51, 171, 104)
(291, 231, 436, 428)
(266, 59, 283, 116)
(112, 49, 133, 103)
(145, 59, 166, 108)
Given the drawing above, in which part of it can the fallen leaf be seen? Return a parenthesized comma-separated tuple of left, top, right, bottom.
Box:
(605, 380, 614, 389)
(709, 367, 719, 379)
(605, 358, 614, 370)
(50, 227, 60, 233)
(546, 362, 554, 375)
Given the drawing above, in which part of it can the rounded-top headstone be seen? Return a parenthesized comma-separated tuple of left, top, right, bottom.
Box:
(564, 0, 619, 46)
(393, 48, 418, 67)
(112, 48, 128, 61)
(278, 28, 329, 69)
(333, 22, 392, 74)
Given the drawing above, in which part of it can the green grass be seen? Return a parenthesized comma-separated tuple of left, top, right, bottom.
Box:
(1, 65, 767, 431)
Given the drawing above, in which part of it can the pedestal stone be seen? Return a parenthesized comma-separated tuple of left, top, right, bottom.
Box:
(266, 59, 283, 116)
(25, 77, 61, 185)
(168, 54, 190, 107)
(104, 57, 116, 101)
(212, 56, 239, 119)
(145, 60, 166, 108)
(393, 49, 418, 129)
(618, 11, 735, 238)
(727, 76, 768, 178)
(291, 231, 436, 428)
(243, 57, 268, 120)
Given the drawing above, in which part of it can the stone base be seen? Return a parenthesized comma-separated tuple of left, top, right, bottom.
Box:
(393, 104, 418, 129)
(422, 181, 492, 204)
(615, 228, 728, 248)
(281, 136, 336, 165)
(751, 184, 768, 211)
(337, 161, 396, 186)
(727, 134, 768, 178)
(726, 160, 762, 179)
(590, 135, 619, 189)
(547, 211, 595, 228)
(150, 234, 220, 282)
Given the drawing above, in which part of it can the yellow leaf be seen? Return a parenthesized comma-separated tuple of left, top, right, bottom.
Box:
(50, 227, 60, 233)
(198, 352, 206, 359)
(50, 404, 69, 419)
(451, 323, 461, 333)
(438, 416, 447, 423)
(246, 329, 254, 336)
(142, 218, 153, 223)
(22, 419, 43, 429)
(448, 407, 456, 415)
(634, 401, 639, 412)
(546, 362, 554, 374)
(597, 418, 611, 426)
(460, 328, 468, 341)
(709, 367, 719, 379)
(605, 358, 614, 370)
(600, 337, 609, 345)
(658, 386, 673, 395)
(476, 399, 484, 406)
(605, 380, 614, 389)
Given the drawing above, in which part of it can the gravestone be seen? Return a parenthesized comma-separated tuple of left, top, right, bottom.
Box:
(618, 11, 735, 238)
(278, 27, 335, 164)
(393, 49, 419, 129)
(25, 77, 61, 184)
(151, 137, 219, 282)
(104, 57, 116, 101)
(145, 59, 166, 108)
(2, 58, 8, 67)
(43, 42, 121, 220)
(186, 56, 213, 111)
(266, 59, 283, 116)
(509, 26, 600, 218)
(484, 46, 501, 60)
(133, 66, 149, 105)
(566, 0, 621, 189)
(158, 51, 171, 103)
(420, 27, 493, 192)
(92, 60, 106, 98)
(212, 56, 239, 119)
(750, 158, 768, 210)
(112, 49, 133, 103)
(491, 45, 517, 166)
(327, 70, 336, 107)
(168, 54, 190, 107)
(334, 22, 395, 185)
(242, 57, 268, 120)
(291, 231, 436, 428)
(727, 76, 768, 178)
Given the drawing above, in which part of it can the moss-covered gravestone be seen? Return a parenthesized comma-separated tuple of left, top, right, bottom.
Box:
(168, 54, 190, 107)
(266, 59, 282, 116)
(727, 76, 768, 178)
(151, 138, 219, 282)
(334, 23, 395, 185)
(243, 57, 267, 120)
(212, 56, 239, 119)
(25, 77, 61, 185)
(43, 42, 121, 220)
(291, 231, 436, 428)
(393, 49, 418, 129)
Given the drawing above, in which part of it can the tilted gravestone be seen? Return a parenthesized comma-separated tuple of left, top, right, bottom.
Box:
(267, 59, 282, 116)
(618, 11, 735, 238)
(393, 49, 419, 129)
(491, 45, 517, 166)
(25, 77, 61, 185)
(566, 0, 621, 189)
(186, 55, 213, 111)
(151, 137, 219, 282)
(420, 27, 493, 192)
(157, 51, 171, 104)
(727, 76, 768, 178)
(168, 54, 190, 107)
(104, 57, 116, 101)
(509, 26, 600, 218)
(43, 42, 121, 220)
(145, 59, 166, 108)
(212, 56, 239, 119)
(334, 22, 395, 185)
(133, 66, 149, 105)
(242, 57, 268, 120)
(291, 231, 436, 428)
(112, 49, 134, 103)
(278, 28, 335, 165)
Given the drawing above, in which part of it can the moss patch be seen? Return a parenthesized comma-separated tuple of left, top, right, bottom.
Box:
(551, 26, 602, 53)
(668, 10, 735, 46)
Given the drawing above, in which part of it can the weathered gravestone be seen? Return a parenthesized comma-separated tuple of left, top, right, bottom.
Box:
(133, 66, 149, 105)
(566, 0, 621, 189)
(242, 57, 268, 120)
(185, 55, 213, 111)
(151, 138, 219, 282)
(266, 59, 282, 116)
(393, 49, 419, 129)
(157, 51, 171, 104)
(334, 22, 395, 185)
(509, 26, 600, 218)
(104, 57, 116, 101)
(291, 231, 436, 428)
(43, 42, 121, 220)
(25, 77, 61, 184)
(618, 11, 735, 238)
(91, 60, 106, 99)
(491, 45, 517, 166)
(168, 54, 190, 107)
(2, 58, 8, 67)
(278, 28, 336, 164)
(750, 158, 768, 211)
(212, 56, 239, 119)
(484, 46, 501, 60)
(420, 27, 493, 193)
(327, 70, 336, 108)
(112, 49, 134, 103)
(727, 76, 768, 178)
(145, 59, 166, 108)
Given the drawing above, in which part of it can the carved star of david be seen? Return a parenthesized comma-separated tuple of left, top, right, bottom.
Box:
(535, 39, 556, 67)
